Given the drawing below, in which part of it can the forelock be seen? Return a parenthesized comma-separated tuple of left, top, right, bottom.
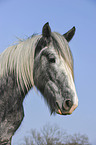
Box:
(51, 32, 74, 78)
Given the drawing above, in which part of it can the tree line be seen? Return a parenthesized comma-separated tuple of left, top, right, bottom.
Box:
(19, 124, 91, 145)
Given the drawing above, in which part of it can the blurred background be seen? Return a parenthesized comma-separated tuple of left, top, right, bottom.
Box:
(0, 0, 96, 144)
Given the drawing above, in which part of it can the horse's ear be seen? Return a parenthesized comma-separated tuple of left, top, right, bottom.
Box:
(42, 22, 51, 38)
(63, 27, 76, 42)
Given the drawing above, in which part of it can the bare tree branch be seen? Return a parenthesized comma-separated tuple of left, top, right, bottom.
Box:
(20, 124, 91, 145)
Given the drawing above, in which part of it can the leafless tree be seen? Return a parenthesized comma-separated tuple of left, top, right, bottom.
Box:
(20, 124, 91, 145)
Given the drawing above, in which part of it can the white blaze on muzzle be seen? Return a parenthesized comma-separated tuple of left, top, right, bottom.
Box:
(58, 57, 78, 114)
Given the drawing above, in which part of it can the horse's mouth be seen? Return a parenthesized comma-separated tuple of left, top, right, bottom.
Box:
(57, 109, 62, 115)
(56, 102, 64, 115)
(56, 108, 72, 115)
(56, 102, 62, 115)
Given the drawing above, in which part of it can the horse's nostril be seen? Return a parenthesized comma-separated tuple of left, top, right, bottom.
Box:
(63, 100, 72, 111)
(66, 100, 72, 108)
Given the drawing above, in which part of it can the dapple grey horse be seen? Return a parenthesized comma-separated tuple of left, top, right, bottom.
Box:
(0, 22, 78, 145)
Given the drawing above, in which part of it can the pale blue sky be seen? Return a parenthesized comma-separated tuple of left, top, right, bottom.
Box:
(0, 0, 96, 144)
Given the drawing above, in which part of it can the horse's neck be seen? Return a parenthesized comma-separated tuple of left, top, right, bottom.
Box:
(0, 72, 33, 119)
(0, 73, 26, 143)
(0, 73, 26, 99)
(0, 73, 27, 124)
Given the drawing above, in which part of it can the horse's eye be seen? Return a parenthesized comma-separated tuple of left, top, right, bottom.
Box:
(49, 57, 56, 63)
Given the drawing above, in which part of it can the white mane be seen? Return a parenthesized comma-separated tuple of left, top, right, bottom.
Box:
(0, 35, 42, 91)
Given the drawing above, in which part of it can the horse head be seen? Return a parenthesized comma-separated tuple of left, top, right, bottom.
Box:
(33, 22, 78, 115)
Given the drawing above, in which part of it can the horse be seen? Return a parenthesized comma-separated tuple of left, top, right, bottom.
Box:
(0, 22, 78, 145)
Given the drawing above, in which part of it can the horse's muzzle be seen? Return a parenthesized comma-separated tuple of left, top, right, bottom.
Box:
(56, 99, 78, 115)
